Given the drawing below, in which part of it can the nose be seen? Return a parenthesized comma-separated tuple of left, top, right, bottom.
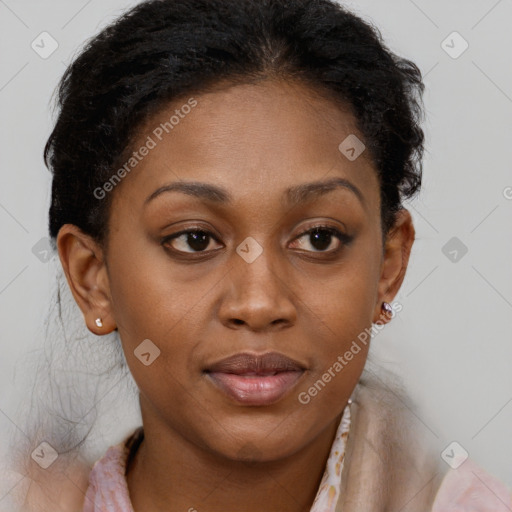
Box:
(217, 245, 297, 333)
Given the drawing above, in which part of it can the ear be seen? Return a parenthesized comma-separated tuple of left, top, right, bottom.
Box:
(372, 208, 415, 324)
(56, 224, 116, 335)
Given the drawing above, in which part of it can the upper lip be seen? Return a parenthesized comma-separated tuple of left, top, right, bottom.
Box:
(204, 352, 306, 375)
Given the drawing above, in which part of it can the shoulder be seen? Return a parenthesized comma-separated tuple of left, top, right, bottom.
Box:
(344, 370, 512, 511)
(432, 457, 512, 511)
(339, 370, 445, 510)
(17, 455, 92, 512)
(16, 428, 141, 512)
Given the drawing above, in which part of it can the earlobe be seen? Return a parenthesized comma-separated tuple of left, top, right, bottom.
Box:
(56, 224, 117, 335)
(372, 209, 415, 324)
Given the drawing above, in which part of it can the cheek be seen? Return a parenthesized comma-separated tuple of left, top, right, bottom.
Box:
(292, 284, 373, 422)
(105, 247, 195, 392)
(107, 234, 200, 341)
(305, 251, 380, 342)
(296, 240, 380, 391)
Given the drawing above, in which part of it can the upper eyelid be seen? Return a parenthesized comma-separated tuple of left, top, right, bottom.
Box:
(165, 223, 347, 238)
(163, 224, 348, 248)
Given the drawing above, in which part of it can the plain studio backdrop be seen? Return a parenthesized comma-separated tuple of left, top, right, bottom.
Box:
(1, 0, 511, 504)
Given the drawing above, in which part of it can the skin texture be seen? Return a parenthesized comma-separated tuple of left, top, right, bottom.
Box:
(57, 79, 415, 512)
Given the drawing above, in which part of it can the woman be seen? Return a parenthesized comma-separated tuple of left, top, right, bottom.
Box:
(18, 0, 512, 510)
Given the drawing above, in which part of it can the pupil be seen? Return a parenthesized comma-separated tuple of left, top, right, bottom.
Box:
(188, 231, 209, 251)
(311, 229, 331, 251)
(184, 230, 333, 252)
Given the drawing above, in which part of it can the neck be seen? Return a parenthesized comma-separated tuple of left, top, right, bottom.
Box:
(126, 409, 343, 512)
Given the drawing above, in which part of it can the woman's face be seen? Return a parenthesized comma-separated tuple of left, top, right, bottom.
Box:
(60, 79, 413, 462)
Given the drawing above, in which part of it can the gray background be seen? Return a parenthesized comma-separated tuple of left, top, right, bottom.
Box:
(1, 0, 511, 503)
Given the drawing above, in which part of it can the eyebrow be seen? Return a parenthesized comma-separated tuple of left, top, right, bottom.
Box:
(144, 176, 365, 207)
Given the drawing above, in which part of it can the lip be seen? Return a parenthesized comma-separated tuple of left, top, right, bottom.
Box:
(204, 352, 306, 406)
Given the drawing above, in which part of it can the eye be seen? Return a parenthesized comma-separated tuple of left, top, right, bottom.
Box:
(290, 225, 352, 253)
(162, 229, 222, 254)
(161, 224, 352, 257)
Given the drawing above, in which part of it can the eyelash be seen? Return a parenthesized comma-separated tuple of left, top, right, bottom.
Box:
(161, 224, 353, 258)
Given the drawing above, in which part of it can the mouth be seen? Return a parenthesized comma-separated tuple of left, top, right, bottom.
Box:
(204, 352, 306, 406)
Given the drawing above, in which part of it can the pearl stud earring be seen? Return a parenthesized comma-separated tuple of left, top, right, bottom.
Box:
(95, 318, 103, 328)
(381, 302, 393, 316)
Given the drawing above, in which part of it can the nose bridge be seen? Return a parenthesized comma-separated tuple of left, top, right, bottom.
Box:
(219, 235, 296, 330)
(236, 236, 281, 293)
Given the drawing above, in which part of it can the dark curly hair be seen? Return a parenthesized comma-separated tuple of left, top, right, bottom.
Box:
(45, 0, 425, 251)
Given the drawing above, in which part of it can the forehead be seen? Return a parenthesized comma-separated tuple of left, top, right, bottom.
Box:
(110, 79, 379, 212)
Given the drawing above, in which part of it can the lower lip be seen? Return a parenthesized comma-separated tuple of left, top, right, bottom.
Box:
(206, 371, 304, 406)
